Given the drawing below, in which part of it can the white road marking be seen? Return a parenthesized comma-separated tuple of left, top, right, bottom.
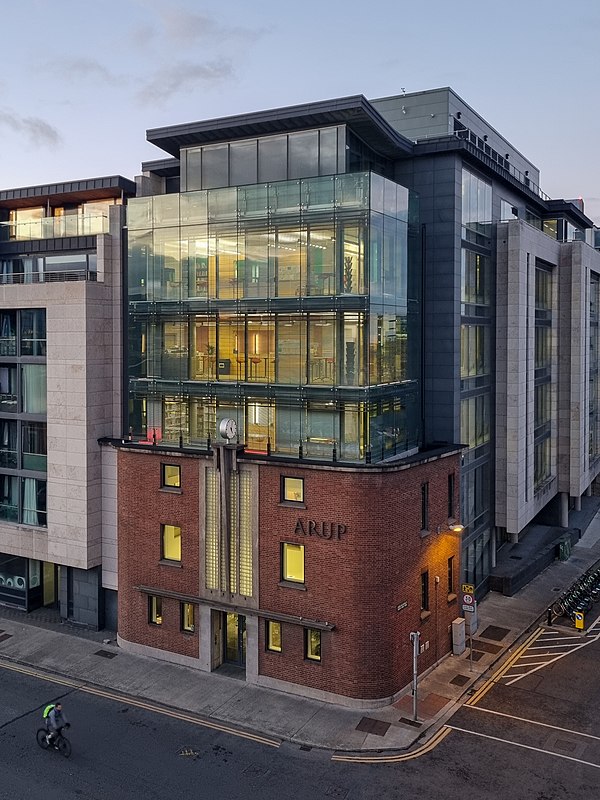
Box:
(447, 724, 600, 770)
(464, 704, 600, 742)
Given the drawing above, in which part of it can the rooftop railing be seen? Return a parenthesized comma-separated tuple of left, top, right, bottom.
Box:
(0, 269, 97, 285)
(0, 214, 108, 242)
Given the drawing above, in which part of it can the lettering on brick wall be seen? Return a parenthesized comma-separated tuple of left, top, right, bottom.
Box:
(294, 519, 346, 540)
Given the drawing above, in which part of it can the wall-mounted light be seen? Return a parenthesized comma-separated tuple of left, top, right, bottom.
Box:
(437, 519, 464, 535)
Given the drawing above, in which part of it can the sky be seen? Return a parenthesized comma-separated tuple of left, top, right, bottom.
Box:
(1, 0, 599, 222)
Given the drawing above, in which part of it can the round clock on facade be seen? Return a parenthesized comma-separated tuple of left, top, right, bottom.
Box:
(219, 418, 237, 440)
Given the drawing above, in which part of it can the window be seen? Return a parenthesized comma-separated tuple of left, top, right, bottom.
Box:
(421, 571, 429, 612)
(447, 557, 455, 595)
(148, 595, 162, 625)
(161, 463, 181, 489)
(281, 476, 304, 504)
(266, 620, 282, 652)
(181, 602, 195, 632)
(281, 542, 305, 583)
(305, 628, 321, 662)
(421, 482, 429, 531)
(161, 524, 181, 562)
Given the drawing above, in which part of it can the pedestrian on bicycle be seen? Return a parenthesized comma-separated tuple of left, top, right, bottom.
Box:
(44, 702, 69, 744)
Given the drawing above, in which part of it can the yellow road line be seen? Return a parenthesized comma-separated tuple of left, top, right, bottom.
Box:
(0, 657, 279, 749)
(331, 725, 452, 764)
(466, 628, 543, 706)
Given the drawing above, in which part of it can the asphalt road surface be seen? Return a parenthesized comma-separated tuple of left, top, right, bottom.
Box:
(0, 628, 599, 800)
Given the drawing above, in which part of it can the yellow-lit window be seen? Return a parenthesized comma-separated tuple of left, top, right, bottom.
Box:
(282, 476, 304, 503)
(305, 628, 321, 661)
(181, 602, 195, 632)
(162, 524, 182, 562)
(149, 595, 162, 625)
(266, 620, 282, 652)
(162, 464, 181, 488)
(282, 542, 304, 583)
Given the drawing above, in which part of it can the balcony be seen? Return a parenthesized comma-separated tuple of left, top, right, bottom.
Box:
(0, 214, 108, 242)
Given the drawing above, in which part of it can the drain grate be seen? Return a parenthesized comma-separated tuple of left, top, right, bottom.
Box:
(94, 649, 117, 659)
(355, 717, 390, 736)
(0, 633, 12, 643)
(299, 744, 312, 751)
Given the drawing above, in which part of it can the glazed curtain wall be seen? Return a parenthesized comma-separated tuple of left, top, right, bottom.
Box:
(127, 173, 421, 463)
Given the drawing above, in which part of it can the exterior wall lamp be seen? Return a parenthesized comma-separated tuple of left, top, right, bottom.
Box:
(437, 519, 464, 535)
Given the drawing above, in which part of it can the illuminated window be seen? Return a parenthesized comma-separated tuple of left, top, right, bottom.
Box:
(148, 595, 162, 625)
(266, 620, 282, 652)
(281, 476, 304, 503)
(305, 628, 321, 662)
(181, 602, 195, 632)
(161, 464, 181, 488)
(282, 542, 304, 583)
(162, 524, 181, 562)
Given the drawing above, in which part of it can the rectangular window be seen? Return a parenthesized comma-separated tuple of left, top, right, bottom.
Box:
(266, 620, 282, 652)
(421, 571, 429, 611)
(161, 463, 181, 489)
(448, 473, 455, 519)
(148, 595, 162, 625)
(281, 476, 304, 503)
(305, 628, 321, 662)
(281, 542, 305, 583)
(421, 482, 429, 531)
(161, 524, 182, 562)
(447, 557, 455, 595)
(180, 602, 195, 632)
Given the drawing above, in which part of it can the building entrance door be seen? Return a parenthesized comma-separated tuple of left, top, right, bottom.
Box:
(224, 612, 246, 667)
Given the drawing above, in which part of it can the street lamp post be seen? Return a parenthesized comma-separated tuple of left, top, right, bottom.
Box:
(409, 630, 420, 721)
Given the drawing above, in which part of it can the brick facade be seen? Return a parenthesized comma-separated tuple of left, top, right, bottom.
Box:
(117, 446, 461, 701)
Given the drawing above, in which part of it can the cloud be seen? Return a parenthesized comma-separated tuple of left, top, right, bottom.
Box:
(40, 57, 122, 86)
(0, 110, 61, 147)
(136, 59, 233, 105)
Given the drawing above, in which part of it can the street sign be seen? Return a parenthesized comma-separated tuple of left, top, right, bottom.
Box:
(575, 611, 584, 630)
(460, 589, 476, 614)
(462, 604, 475, 613)
(461, 583, 475, 595)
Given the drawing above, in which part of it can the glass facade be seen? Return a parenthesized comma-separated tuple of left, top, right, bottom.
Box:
(533, 262, 553, 491)
(0, 309, 47, 526)
(590, 274, 600, 462)
(127, 172, 421, 463)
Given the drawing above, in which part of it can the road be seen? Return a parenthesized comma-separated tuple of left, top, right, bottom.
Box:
(1, 626, 599, 799)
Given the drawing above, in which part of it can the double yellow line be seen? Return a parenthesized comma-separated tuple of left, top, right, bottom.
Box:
(331, 725, 452, 763)
(465, 627, 543, 707)
(0, 658, 280, 749)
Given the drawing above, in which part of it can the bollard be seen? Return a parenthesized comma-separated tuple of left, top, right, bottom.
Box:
(547, 608, 553, 626)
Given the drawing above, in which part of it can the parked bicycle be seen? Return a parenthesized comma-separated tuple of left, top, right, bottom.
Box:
(36, 724, 71, 758)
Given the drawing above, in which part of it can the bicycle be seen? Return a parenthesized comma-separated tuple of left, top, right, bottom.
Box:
(36, 724, 71, 758)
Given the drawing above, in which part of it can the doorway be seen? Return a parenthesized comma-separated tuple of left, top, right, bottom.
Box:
(224, 612, 246, 668)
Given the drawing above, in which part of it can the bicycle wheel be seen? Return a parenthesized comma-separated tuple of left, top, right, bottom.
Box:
(57, 735, 71, 758)
(551, 600, 565, 617)
(36, 728, 50, 750)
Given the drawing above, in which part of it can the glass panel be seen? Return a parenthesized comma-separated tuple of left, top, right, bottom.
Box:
(230, 140, 258, 186)
(246, 316, 274, 383)
(163, 397, 188, 444)
(0, 555, 27, 597)
(208, 187, 237, 222)
(305, 402, 338, 458)
(288, 131, 319, 179)
(239, 227, 271, 298)
(180, 191, 207, 225)
(307, 224, 336, 296)
(309, 314, 336, 385)
(162, 464, 180, 488)
(215, 225, 239, 299)
(267, 620, 282, 652)
(225, 613, 240, 662)
(20, 309, 46, 356)
(306, 629, 321, 661)
(202, 144, 229, 189)
(258, 136, 288, 183)
(218, 315, 245, 381)
(319, 128, 338, 175)
(22, 477, 46, 526)
(276, 316, 307, 385)
(341, 313, 364, 386)
(162, 321, 188, 380)
(22, 421, 47, 471)
(191, 317, 216, 380)
(246, 401, 273, 452)
(189, 398, 216, 443)
(341, 224, 365, 295)
(275, 226, 305, 297)
(182, 225, 210, 299)
(0, 311, 16, 355)
(162, 524, 181, 561)
(185, 148, 202, 191)
(283, 543, 304, 582)
(0, 475, 18, 521)
(181, 602, 195, 632)
(0, 366, 17, 413)
(152, 194, 179, 228)
(275, 404, 302, 456)
(149, 595, 163, 624)
(0, 419, 17, 468)
(283, 477, 303, 503)
(22, 365, 47, 413)
(128, 229, 152, 301)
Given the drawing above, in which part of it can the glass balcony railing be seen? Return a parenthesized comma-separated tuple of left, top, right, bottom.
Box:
(0, 214, 108, 242)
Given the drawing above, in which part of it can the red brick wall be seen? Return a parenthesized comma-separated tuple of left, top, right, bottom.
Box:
(258, 457, 461, 699)
(118, 450, 200, 659)
(117, 446, 461, 699)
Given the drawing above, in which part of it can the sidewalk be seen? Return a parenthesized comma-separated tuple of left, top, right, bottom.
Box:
(1, 519, 600, 753)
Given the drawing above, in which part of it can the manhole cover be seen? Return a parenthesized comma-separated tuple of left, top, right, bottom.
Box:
(94, 649, 117, 659)
(450, 674, 470, 687)
(355, 717, 390, 736)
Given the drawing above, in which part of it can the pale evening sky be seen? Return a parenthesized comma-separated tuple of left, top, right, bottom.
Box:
(1, 0, 599, 222)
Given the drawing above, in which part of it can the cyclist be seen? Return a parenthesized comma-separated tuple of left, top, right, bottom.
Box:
(43, 702, 69, 745)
